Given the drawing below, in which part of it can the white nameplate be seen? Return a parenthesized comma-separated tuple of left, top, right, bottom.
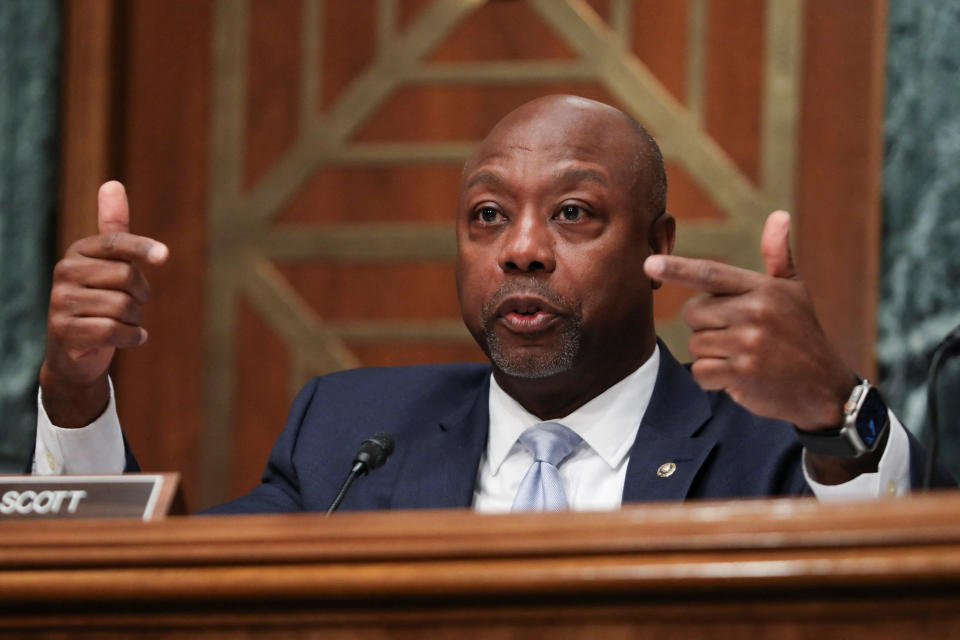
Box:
(0, 473, 179, 521)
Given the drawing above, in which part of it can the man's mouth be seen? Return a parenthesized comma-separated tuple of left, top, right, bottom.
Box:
(494, 296, 563, 334)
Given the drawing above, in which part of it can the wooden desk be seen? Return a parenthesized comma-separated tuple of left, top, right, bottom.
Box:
(3, 493, 960, 638)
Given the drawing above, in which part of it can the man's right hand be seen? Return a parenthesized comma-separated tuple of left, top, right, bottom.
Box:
(39, 181, 169, 428)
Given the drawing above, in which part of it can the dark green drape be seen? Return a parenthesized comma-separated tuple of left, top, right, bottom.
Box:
(881, 2, 960, 475)
(0, 0, 61, 471)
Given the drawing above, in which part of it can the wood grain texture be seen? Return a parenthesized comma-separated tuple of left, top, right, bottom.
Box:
(322, 0, 377, 109)
(3, 493, 960, 637)
(57, 0, 120, 252)
(231, 300, 289, 498)
(427, 0, 576, 61)
(630, 0, 689, 103)
(244, 0, 302, 188)
(109, 0, 214, 509)
(796, 0, 887, 378)
(275, 164, 464, 225)
(704, 0, 765, 184)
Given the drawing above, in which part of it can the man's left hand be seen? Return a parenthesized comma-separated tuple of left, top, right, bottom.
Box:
(643, 211, 859, 434)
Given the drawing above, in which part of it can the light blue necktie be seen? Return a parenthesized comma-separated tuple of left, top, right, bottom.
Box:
(511, 422, 583, 512)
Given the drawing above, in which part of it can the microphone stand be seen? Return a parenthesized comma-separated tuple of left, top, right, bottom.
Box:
(924, 326, 960, 489)
(326, 462, 365, 516)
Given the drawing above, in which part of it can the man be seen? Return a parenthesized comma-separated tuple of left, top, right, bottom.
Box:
(32, 95, 952, 512)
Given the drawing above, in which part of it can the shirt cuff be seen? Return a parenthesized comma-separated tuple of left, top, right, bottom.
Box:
(803, 409, 910, 500)
(34, 377, 126, 475)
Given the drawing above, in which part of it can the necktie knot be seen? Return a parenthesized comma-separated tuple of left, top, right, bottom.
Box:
(512, 422, 582, 512)
(517, 421, 582, 466)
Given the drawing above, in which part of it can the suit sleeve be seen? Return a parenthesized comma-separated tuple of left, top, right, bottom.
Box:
(907, 426, 957, 488)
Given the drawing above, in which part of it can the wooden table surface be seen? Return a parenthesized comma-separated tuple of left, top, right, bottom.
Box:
(3, 492, 960, 638)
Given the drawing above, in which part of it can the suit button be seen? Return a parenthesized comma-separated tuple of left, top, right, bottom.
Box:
(657, 462, 676, 478)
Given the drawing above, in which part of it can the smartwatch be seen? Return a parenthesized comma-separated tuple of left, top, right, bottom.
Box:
(794, 379, 890, 458)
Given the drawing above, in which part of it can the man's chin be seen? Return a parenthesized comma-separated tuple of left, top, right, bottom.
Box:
(486, 343, 580, 379)
(481, 315, 583, 379)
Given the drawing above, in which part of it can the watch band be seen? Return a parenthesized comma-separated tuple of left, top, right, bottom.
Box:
(795, 425, 864, 458)
(795, 379, 890, 458)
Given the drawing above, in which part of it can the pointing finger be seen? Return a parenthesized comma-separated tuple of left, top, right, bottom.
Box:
(97, 181, 130, 235)
(644, 255, 761, 296)
(761, 210, 798, 279)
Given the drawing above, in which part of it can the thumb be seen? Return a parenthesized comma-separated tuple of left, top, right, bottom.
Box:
(97, 181, 130, 235)
(761, 210, 797, 279)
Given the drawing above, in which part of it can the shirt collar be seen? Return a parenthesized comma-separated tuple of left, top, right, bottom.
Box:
(486, 344, 661, 475)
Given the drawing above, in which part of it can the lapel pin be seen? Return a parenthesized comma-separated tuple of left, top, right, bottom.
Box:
(656, 462, 676, 478)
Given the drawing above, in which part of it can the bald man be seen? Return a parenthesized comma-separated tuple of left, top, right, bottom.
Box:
(32, 96, 953, 512)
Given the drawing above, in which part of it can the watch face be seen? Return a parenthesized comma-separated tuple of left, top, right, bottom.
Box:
(855, 388, 887, 447)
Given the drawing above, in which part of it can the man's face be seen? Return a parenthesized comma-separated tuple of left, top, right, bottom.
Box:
(456, 97, 664, 382)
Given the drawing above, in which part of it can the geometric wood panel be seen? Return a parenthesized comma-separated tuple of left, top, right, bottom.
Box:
(203, 0, 804, 505)
(62, 0, 886, 511)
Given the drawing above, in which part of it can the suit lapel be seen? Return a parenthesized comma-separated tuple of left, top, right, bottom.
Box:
(390, 374, 490, 509)
(622, 342, 717, 502)
(389, 345, 715, 508)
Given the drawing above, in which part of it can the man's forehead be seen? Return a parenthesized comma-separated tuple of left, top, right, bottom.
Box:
(462, 132, 633, 195)
(462, 161, 611, 192)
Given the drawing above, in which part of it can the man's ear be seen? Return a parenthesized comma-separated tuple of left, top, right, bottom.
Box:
(650, 211, 675, 255)
(648, 211, 675, 290)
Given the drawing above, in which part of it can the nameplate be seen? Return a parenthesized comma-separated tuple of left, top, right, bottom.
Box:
(0, 473, 179, 521)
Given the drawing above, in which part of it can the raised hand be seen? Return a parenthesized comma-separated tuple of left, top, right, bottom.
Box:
(39, 181, 168, 428)
(643, 211, 858, 434)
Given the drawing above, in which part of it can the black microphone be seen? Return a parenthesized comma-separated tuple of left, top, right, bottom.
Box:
(326, 433, 395, 515)
(924, 324, 960, 489)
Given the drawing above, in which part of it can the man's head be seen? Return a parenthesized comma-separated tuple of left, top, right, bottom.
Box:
(456, 95, 675, 405)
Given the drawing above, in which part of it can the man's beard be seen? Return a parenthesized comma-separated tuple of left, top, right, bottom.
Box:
(480, 280, 584, 379)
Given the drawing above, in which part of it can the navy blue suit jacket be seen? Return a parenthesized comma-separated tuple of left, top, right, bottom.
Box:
(208, 345, 950, 514)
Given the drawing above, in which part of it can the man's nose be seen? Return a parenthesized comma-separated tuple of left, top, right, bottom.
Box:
(498, 214, 556, 274)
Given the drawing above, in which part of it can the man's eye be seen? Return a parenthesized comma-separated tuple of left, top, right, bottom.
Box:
(477, 207, 501, 223)
(558, 204, 584, 221)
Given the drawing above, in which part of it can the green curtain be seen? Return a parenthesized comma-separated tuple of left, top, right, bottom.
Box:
(881, 2, 960, 475)
(0, 0, 61, 471)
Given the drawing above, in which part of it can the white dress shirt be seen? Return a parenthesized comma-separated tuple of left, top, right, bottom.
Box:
(472, 345, 912, 512)
(34, 378, 125, 474)
(36, 351, 912, 506)
(473, 347, 661, 512)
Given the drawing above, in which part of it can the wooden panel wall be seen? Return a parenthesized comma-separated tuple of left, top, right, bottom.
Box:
(59, 0, 887, 511)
